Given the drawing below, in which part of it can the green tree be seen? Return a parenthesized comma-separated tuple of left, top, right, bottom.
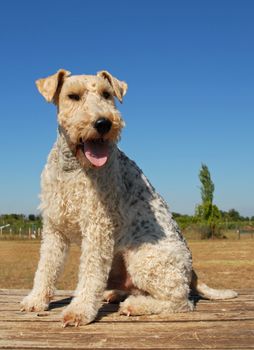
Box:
(28, 214, 36, 221)
(227, 209, 241, 221)
(195, 164, 221, 238)
(199, 163, 214, 204)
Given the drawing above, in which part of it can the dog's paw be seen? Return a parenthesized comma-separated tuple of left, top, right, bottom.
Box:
(103, 290, 128, 303)
(20, 294, 49, 312)
(119, 297, 141, 316)
(61, 302, 96, 327)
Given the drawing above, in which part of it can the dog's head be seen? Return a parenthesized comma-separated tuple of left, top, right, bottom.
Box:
(36, 69, 127, 168)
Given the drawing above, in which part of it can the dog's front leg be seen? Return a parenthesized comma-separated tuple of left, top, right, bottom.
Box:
(62, 223, 114, 327)
(21, 228, 70, 312)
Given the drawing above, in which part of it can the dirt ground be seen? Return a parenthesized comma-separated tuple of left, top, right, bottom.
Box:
(0, 239, 253, 290)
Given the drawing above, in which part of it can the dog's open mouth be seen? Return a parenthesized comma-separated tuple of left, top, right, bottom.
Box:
(82, 139, 109, 168)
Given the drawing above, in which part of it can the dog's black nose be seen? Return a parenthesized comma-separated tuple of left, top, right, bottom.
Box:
(94, 118, 112, 135)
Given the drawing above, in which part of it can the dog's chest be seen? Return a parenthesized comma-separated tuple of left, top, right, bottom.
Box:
(41, 167, 87, 237)
(60, 174, 86, 218)
(41, 164, 123, 242)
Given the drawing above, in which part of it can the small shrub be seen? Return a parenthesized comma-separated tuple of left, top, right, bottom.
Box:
(197, 223, 222, 239)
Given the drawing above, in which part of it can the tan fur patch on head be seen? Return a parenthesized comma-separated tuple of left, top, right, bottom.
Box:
(36, 69, 127, 169)
(56, 74, 125, 145)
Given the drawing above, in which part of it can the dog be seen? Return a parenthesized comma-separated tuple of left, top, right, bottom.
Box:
(21, 69, 237, 327)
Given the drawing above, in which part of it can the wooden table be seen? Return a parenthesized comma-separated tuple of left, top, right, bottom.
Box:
(1, 289, 254, 349)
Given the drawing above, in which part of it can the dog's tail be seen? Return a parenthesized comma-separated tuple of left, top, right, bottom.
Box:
(191, 270, 238, 300)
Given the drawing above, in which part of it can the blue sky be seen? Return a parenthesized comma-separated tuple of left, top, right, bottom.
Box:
(0, 0, 253, 217)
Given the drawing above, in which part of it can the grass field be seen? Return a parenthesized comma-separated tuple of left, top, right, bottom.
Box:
(0, 239, 253, 290)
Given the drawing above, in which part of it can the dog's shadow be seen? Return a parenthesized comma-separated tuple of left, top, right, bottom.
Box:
(190, 293, 203, 307)
(48, 297, 73, 310)
(48, 296, 119, 319)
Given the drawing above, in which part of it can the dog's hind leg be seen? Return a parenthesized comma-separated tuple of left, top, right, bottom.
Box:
(120, 244, 194, 316)
(119, 294, 194, 316)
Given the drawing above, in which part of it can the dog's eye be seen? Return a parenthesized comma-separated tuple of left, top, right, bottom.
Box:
(68, 94, 80, 101)
(102, 91, 111, 100)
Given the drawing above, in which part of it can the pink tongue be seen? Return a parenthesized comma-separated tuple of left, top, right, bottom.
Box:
(83, 141, 109, 167)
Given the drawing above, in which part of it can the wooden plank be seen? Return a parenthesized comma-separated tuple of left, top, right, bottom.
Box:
(1, 304, 254, 323)
(3, 297, 254, 310)
(1, 293, 253, 305)
(1, 319, 254, 333)
(2, 302, 254, 316)
(1, 308, 254, 323)
(1, 327, 254, 349)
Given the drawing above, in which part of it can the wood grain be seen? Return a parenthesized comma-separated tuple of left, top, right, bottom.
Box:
(0, 289, 253, 349)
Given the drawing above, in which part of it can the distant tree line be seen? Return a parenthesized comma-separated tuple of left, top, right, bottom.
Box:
(173, 209, 253, 223)
(173, 209, 253, 228)
(0, 214, 42, 237)
(0, 213, 42, 223)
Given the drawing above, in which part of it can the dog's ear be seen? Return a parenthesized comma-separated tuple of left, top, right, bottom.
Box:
(36, 69, 71, 103)
(97, 70, 128, 103)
